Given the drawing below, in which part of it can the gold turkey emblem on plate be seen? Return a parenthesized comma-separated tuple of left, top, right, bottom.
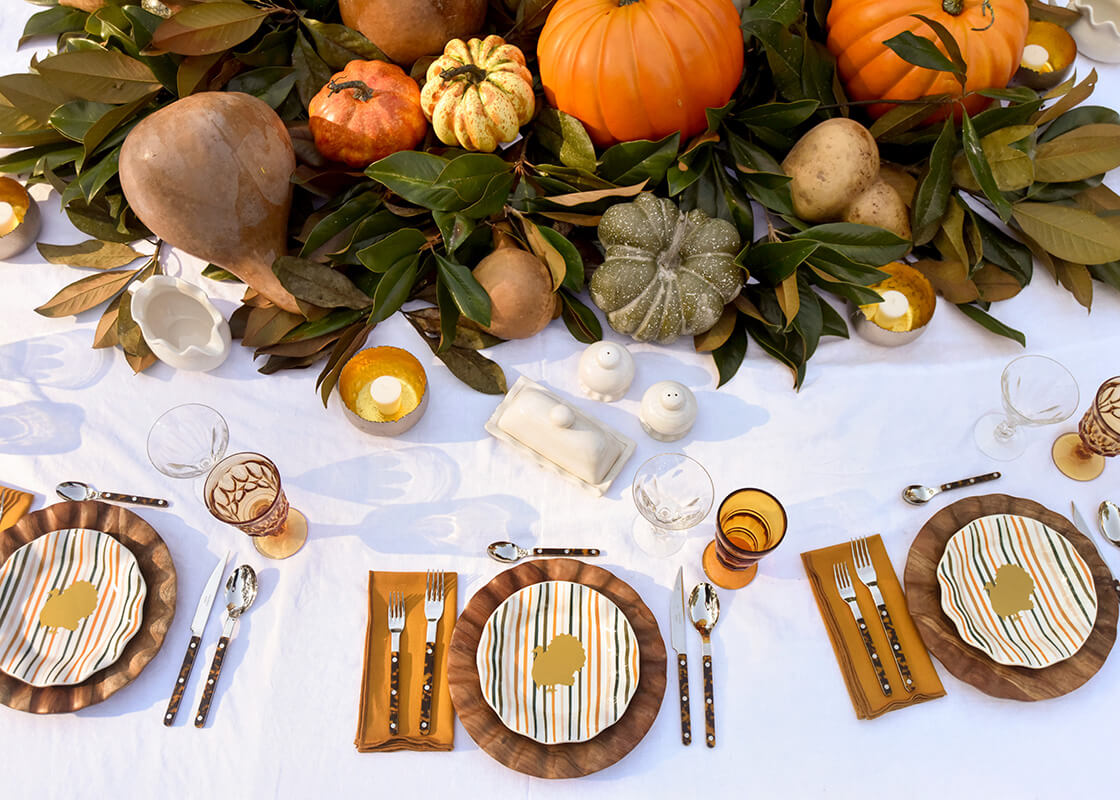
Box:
(532, 634, 586, 689)
(39, 580, 99, 631)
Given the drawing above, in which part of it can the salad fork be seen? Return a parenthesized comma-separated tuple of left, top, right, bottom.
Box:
(851, 537, 915, 692)
(420, 571, 446, 736)
(834, 562, 892, 696)
(387, 591, 406, 735)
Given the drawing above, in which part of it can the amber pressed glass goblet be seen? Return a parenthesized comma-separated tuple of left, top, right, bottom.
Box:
(1052, 377, 1120, 481)
(204, 452, 308, 559)
(702, 488, 787, 589)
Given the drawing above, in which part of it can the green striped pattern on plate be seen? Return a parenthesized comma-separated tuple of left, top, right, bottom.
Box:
(0, 528, 146, 687)
(477, 580, 640, 744)
(937, 514, 1097, 669)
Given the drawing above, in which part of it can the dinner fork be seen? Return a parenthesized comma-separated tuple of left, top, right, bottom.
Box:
(420, 570, 446, 736)
(851, 537, 915, 693)
(834, 562, 892, 697)
(387, 591, 406, 735)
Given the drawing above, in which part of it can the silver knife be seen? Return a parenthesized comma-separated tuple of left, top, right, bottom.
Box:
(162, 550, 231, 726)
(1071, 501, 1093, 539)
(670, 567, 691, 745)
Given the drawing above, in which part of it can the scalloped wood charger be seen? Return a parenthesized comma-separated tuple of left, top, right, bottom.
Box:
(0, 501, 176, 713)
(905, 494, 1117, 701)
(448, 559, 666, 778)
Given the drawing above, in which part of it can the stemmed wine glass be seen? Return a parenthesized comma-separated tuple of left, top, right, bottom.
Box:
(147, 403, 229, 479)
(973, 355, 1079, 461)
(631, 453, 714, 557)
(204, 452, 308, 559)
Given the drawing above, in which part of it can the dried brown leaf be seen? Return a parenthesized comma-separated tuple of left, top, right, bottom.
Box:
(542, 180, 648, 207)
(913, 258, 980, 303)
(242, 305, 304, 348)
(972, 263, 1024, 302)
(34, 267, 140, 318)
(694, 305, 737, 352)
(1055, 260, 1093, 309)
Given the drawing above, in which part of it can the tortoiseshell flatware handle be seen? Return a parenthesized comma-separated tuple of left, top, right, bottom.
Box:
(194, 635, 230, 728)
(164, 635, 200, 726)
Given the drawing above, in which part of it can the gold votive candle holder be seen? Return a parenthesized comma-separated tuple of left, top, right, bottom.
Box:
(702, 488, 787, 590)
(0, 177, 41, 260)
(338, 346, 428, 436)
(851, 261, 936, 347)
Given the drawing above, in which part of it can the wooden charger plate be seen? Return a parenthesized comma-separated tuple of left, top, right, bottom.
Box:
(0, 501, 176, 713)
(904, 494, 1118, 701)
(448, 559, 667, 778)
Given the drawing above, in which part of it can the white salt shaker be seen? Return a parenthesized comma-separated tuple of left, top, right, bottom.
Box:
(578, 341, 635, 402)
(639, 381, 697, 442)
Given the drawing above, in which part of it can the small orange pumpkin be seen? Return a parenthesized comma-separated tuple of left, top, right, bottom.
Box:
(537, 0, 744, 146)
(826, 0, 1029, 119)
(308, 60, 427, 168)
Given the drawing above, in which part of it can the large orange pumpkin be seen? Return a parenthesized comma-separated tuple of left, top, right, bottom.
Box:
(827, 0, 1029, 119)
(308, 60, 427, 168)
(537, 0, 744, 146)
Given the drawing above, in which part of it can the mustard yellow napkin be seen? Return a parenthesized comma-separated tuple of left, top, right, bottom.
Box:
(0, 485, 33, 531)
(802, 536, 945, 719)
(356, 571, 458, 752)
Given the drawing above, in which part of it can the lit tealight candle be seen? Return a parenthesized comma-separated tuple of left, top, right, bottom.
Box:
(0, 202, 17, 237)
(366, 374, 403, 418)
(1022, 43, 1051, 72)
(876, 289, 910, 323)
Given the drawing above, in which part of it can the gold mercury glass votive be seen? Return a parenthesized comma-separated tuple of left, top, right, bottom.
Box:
(851, 261, 936, 347)
(338, 346, 429, 436)
(0, 177, 41, 260)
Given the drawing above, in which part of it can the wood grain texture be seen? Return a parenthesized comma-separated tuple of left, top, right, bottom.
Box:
(904, 494, 1118, 701)
(0, 500, 177, 714)
(447, 559, 667, 779)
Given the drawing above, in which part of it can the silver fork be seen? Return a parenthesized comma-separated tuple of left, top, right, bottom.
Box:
(851, 538, 915, 693)
(387, 591, 406, 735)
(419, 571, 446, 736)
(834, 562, 892, 697)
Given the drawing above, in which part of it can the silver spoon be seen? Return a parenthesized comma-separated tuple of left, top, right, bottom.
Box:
(1098, 501, 1120, 547)
(195, 565, 258, 727)
(486, 541, 601, 563)
(688, 582, 720, 749)
(56, 480, 169, 508)
(902, 472, 1001, 505)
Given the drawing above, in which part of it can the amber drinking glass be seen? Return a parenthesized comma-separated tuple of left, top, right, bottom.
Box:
(204, 452, 308, 559)
(702, 488, 787, 589)
(1052, 376, 1120, 481)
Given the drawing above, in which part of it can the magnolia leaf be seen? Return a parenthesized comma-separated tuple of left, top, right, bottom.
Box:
(542, 180, 648, 207)
(316, 322, 373, 406)
(34, 267, 139, 317)
(791, 224, 911, 266)
(1055, 260, 1094, 309)
(961, 110, 1012, 221)
(870, 97, 949, 141)
(913, 258, 979, 303)
(1039, 105, 1119, 143)
(292, 29, 332, 110)
(536, 108, 597, 173)
(1012, 202, 1120, 264)
(405, 307, 502, 350)
(300, 18, 387, 69)
(435, 252, 491, 327)
(150, 3, 268, 56)
(201, 264, 241, 282)
(226, 67, 297, 109)
(37, 240, 143, 269)
(116, 290, 150, 358)
(694, 305, 737, 352)
(776, 273, 800, 327)
(20, 6, 89, 48)
(599, 133, 679, 185)
(256, 332, 342, 359)
(521, 219, 566, 290)
(712, 315, 748, 388)
(408, 314, 507, 394)
(124, 349, 159, 374)
(273, 257, 372, 310)
(369, 253, 419, 323)
(972, 263, 1024, 301)
(539, 226, 584, 291)
(882, 30, 965, 86)
(242, 305, 305, 348)
(1033, 69, 1097, 126)
(743, 240, 818, 285)
(1033, 124, 1120, 183)
(0, 73, 77, 125)
(36, 51, 161, 104)
(559, 291, 602, 344)
(933, 196, 969, 265)
(357, 228, 427, 273)
(537, 211, 603, 226)
(92, 293, 123, 349)
(955, 303, 1026, 346)
(279, 309, 367, 344)
(82, 90, 158, 163)
(912, 116, 956, 244)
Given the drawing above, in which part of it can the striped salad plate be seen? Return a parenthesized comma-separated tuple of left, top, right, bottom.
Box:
(937, 513, 1097, 669)
(0, 528, 147, 687)
(477, 580, 640, 745)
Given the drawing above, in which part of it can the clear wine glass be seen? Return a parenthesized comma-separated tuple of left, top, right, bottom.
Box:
(631, 453, 714, 557)
(973, 355, 1079, 461)
(147, 403, 229, 478)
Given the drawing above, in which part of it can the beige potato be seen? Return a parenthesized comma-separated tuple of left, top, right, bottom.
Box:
(843, 178, 912, 242)
(781, 118, 879, 222)
(877, 163, 917, 208)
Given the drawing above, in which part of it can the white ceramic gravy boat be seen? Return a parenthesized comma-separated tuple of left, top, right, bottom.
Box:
(128, 275, 231, 371)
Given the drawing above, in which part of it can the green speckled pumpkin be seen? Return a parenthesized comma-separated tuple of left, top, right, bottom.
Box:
(590, 194, 742, 344)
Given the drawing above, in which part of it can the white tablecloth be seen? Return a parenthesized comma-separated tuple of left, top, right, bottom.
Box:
(2, 3, 1118, 796)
